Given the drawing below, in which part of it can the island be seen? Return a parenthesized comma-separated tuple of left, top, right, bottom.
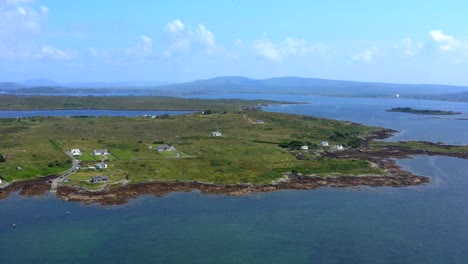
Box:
(1, 96, 467, 205)
(387, 107, 461, 115)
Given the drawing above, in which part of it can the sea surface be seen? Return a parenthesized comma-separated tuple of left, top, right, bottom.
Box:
(0, 95, 467, 263)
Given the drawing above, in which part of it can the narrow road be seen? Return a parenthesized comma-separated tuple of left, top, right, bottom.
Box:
(50, 156, 80, 193)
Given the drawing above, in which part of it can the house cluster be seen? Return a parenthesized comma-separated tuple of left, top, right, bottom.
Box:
(333, 145, 344, 151)
(140, 114, 170, 119)
(297, 141, 345, 152)
(69, 148, 110, 171)
(70, 148, 110, 156)
(241, 105, 262, 111)
(319, 141, 344, 151)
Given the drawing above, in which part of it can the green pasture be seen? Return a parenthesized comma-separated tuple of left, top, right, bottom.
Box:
(1, 110, 435, 187)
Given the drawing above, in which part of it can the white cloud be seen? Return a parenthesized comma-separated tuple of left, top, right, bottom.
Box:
(140, 35, 152, 52)
(125, 35, 153, 57)
(163, 20, 219, 56)
(254, 37, 324, 61)
(196, 24, 215, 47)
(164, 19, 185, 33)
(399, 37, 423, 57)
(351, 49, 378, 62)
(37, 45, 72, 60)
(254, 40, 282, 61)
(40, 5, 47, 14)
(0, 2, 47, 36)
(0, 1, 48, 59)
(17, 6, 26, 15)
(284, 37, 325, 55)
(429, 30, 460, 51)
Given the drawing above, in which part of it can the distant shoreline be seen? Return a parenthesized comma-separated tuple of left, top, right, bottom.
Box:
(4, 127, 468, 205)
(387, 107, 461, 115)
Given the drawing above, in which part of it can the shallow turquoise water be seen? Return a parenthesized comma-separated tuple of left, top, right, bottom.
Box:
(1, 156, 467, 263)
(0, 96, 467, 263)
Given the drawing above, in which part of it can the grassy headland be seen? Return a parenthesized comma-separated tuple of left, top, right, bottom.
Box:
(0, 95, 292, 111)
(0, 110, 383, 186)
(1, 96, 466, 198)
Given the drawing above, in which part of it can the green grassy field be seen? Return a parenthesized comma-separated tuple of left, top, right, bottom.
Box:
(0, 95, 292, 111)
(0, 110, 386, 187)
(370, 141, 468, 155)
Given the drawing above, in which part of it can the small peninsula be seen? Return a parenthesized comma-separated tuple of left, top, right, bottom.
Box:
(388, 107, 461, 115)
(1, 97, 467, 205)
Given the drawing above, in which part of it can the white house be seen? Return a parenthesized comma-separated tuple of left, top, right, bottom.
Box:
(93, 149, 109, 156)
(320, 141, 329, 147)
(157, 145, 176, 152)
(212, 131, 222, 137)
(91, 175, 108, 183)
(333, 145, 344, 151)
(0, 179, 3, 184)
(300, 145, 309, 150)
(70, 149, 82, 156)
(95, 162, 108, 169)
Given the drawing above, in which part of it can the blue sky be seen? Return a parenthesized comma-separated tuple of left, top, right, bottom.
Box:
(1, 0, 468, 85)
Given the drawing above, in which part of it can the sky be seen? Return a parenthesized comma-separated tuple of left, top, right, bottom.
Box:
(1, 0, 468, 85)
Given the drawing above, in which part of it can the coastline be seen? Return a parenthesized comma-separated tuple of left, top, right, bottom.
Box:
(2, 127, 456, 205)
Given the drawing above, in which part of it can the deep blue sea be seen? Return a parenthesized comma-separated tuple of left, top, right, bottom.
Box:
(0, 95, 467, 263)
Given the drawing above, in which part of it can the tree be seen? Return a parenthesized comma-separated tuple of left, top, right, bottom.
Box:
(0, 154, 6, 163)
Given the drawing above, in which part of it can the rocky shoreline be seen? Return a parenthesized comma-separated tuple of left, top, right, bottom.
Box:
(1, 128, 466, 205)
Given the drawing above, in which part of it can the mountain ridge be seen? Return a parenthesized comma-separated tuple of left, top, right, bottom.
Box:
(1, 76, 467, 101)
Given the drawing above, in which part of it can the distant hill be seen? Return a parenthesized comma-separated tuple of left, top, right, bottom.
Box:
(0, 82, 26, 90)
(62, 81, 172, 89)
(156, 76, 468, 97)
(2, 76, 468, 102)
(20, 79, 171, 89)
(21, 78, 60, 87)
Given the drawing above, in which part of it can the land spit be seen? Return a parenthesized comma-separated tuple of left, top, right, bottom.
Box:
(1, 128, 466, 205)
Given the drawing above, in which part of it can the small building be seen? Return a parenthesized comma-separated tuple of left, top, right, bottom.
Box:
(70, 149, 82, 156)
(256, 120, 265, 124)
(300, 145, 309, 150)
(241, 105, 262, 111)
(95, 162, 108, 169)
(0, 179, 3, 184)
(93, 149, 109, 156)
(333, 145, 344, 151)
(212, 131, 222, 137)
(91, 175, 108, 183)
(157, 145, 176, 152)
(320, 141, 329, 147)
